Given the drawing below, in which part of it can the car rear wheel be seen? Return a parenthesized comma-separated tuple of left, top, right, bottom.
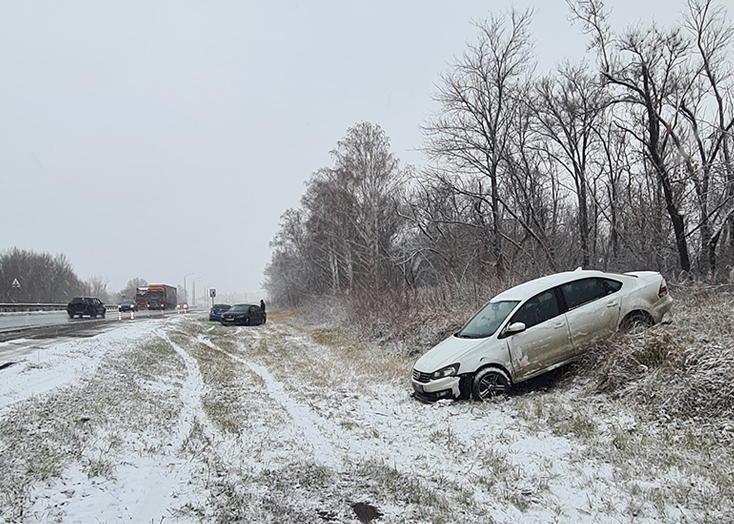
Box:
(620, 311, 653, 331)
(472, 367, 511, 401)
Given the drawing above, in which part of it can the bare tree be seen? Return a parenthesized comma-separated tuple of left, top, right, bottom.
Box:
(85, 276, 110, 303)
(571, 0, 695, 272)
(532, 63, 608, 267)
(0, 248, 86, 302)
(119, 277, 147, 302)
(679, 0, 734, 274)
(423, 8, 535, 278)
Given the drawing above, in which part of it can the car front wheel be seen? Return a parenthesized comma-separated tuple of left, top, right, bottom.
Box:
(472, 368, 511, 401)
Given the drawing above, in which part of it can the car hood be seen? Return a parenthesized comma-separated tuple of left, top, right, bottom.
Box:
(415, 335, 493, 373)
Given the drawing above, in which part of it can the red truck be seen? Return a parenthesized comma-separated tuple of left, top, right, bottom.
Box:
(145, 284, 177, 310)
(136, 285, 177, 310)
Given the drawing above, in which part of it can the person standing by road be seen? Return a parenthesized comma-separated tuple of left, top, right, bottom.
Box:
(260, 299, 266, 324)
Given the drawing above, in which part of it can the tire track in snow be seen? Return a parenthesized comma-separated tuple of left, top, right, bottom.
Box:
(197, 334, 343, 471)
(159, 330, 220, 451)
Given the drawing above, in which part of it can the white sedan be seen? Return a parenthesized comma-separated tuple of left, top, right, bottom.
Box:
(412, 269, 673, 401)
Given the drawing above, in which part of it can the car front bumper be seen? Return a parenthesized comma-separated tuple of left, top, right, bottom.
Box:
(220, 317, 245, 325)
(411, 376, 461, 402)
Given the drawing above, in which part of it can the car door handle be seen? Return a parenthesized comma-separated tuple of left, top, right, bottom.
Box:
(553, 322, 566, 329)
(606, 299, 619, 308)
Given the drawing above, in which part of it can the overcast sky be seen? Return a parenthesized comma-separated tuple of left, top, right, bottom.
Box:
(0, 0, 680, 299)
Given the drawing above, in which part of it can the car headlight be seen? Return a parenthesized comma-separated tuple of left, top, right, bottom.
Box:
(431, 363, 460, 380)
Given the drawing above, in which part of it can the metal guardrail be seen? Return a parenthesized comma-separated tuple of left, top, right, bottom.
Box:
(0, 303, 120, 313)
(0, 303, 67, 312)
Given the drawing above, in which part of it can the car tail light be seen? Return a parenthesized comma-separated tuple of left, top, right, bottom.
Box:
(658, 278, 668, 297)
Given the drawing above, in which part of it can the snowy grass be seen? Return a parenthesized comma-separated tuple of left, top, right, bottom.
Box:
(0, 331, 186, 522)
(2, 298, 734, 523)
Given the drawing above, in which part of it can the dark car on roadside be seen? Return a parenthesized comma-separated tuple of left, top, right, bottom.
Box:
(209, 303, 231, 321)
(118, 298, 137, 312)
(220, 304, 266, 326)
(67, 297, 106, 319)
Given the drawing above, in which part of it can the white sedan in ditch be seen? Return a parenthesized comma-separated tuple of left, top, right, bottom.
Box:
(412, 269, 673, 402)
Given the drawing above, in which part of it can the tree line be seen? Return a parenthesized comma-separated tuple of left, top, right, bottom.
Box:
(0, 247, 151, 304)
(269, 0, 734, 313)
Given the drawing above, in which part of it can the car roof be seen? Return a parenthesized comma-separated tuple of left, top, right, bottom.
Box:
(491, 270, 625, 302)
(231, 303, 255, 307)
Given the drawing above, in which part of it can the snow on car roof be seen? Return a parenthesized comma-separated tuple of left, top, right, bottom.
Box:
(491, 270, 615, 302)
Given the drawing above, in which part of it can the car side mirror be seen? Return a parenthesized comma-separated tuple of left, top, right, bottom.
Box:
(504, 322, 526, 336)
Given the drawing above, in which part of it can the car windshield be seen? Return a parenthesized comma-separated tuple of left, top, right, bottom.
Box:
(229, 305, 248, 312)
(456, 300, 520, 339)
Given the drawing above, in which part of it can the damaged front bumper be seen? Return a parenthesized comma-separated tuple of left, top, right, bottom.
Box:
(411, 375, 461, 402)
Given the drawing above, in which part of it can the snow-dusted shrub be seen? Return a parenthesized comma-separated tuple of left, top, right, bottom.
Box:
(580, 284, 734, 421)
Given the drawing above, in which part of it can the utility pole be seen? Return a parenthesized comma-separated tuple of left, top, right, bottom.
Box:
(183, 273, 194, 305)
(192, 277, 202, 307)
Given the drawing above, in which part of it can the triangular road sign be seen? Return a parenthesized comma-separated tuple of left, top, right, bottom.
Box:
(11, 278, 20, 288)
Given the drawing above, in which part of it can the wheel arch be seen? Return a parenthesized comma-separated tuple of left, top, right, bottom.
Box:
(468, 363, 514, 385)
(619, 309, 654, 329)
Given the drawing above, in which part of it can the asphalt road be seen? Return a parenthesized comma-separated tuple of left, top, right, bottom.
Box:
(0, 309, 170, 332)
(0, 308, 203, 365)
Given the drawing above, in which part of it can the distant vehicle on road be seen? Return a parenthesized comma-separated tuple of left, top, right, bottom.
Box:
(209, 304, 231, 321)
(135, 287, 148, 310)
(176, 303, 189, 313)
(67, 297, 106, 319)
(220, 304, 266, 326)
(412, 269, 673, 402)
(145, 284, 177, 310)
(118, 298, 137, 312)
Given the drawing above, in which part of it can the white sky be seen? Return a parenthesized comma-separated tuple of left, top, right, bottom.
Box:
(0, 0, 681, 297)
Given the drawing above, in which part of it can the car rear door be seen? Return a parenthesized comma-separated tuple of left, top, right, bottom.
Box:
(505, 288, 573, 381)
(560, 278, 621, 352)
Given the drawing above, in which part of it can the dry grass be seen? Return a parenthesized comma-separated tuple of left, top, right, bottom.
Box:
(579, 284, 734, 423)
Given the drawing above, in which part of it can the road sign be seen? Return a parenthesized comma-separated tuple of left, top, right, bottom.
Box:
(209, 288, 216, 298)
(11, 278, 20, 288)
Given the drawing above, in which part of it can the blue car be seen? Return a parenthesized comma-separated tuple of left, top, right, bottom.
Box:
(209, 303, 231, 321)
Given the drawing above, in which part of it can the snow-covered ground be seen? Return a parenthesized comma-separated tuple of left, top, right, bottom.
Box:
(0, 314, 730, 523)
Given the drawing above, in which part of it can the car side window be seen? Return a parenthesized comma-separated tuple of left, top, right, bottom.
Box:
(603, 279, 622, 293)
(561, 278, 608, 310)
(511, 289, 560, 330)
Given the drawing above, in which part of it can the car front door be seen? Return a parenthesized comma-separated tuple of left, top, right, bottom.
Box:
(560, 278, 621, 352)
(505, 288, 573, 381)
